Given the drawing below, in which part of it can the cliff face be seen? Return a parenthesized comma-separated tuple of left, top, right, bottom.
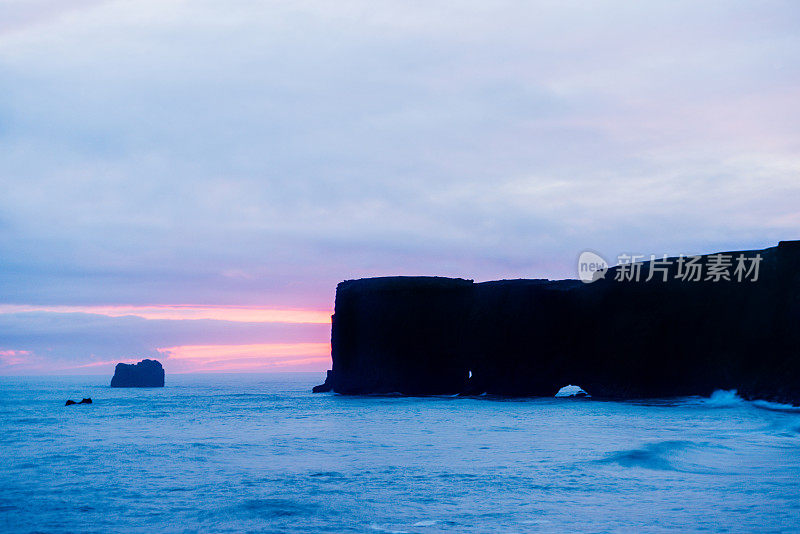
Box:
(317, 242, 800, 404)
(328, 277, 473, 395)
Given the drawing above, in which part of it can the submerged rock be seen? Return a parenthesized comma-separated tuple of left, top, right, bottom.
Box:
(111, 359, 165, 388)
(65, 398, 92, 406)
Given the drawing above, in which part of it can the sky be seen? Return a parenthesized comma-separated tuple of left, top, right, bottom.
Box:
(1, 0, 799, 374)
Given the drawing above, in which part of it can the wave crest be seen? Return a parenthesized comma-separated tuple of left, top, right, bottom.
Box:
(705, 389, 744, 407)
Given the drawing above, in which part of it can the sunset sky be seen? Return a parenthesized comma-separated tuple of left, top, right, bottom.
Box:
(1, 1, 799, 374)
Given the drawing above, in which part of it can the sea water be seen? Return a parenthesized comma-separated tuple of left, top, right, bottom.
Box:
(1, 374, 799, 533)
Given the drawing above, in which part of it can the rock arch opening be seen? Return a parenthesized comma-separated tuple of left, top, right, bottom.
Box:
(555, 385, 589, 398)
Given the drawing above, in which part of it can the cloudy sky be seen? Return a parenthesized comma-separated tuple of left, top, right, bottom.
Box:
(1, 0, 798, 374)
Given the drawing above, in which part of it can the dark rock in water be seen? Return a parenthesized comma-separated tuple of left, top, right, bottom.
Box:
(315, 242, 800, 405)
(312, 370, 334, 393)
(65, 398, 92, 406)
(111, 359, 165, 388)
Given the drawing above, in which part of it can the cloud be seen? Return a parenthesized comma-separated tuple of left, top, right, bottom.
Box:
(0, 349, 31, 367)
(0, 0, 111, 36)
(0, 1, 799, 372)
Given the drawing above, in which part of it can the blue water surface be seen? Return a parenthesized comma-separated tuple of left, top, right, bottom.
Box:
(1, 374, 799, 533)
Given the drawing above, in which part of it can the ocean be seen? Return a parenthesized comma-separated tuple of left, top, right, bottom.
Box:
(1, 373, 799, 533)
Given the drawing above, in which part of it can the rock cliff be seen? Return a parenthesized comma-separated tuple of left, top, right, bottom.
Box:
(315, 241, 800, 404)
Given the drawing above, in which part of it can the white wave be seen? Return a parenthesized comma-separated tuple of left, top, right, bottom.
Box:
(368, 524, 409, 534)
(752, 399, 800, 412)
(555, 385, 589, 398)
(704, 390, 800, 412)
(705, 389, 744, 407)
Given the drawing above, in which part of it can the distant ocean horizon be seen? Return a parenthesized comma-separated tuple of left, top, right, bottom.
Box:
(2, 373, 800, 533)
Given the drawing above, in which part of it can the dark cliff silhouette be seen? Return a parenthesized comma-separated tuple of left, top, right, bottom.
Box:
(314, 241, 800, 405)
(111, 359, 165, 388)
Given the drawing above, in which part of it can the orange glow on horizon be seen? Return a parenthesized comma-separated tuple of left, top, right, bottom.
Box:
(160, 342, 330, 360)
(0, 304, 332, 324)
(69, 358, 141, 368)
(157, 342, 331, 372)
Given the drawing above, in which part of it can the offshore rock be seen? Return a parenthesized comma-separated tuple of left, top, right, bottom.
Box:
(65, 398, 92, 406)
(111, 359, 165, 388)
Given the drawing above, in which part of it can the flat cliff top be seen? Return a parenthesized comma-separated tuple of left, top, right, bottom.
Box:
(337, 276, 474, 292)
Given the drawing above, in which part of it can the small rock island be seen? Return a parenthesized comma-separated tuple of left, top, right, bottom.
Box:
(111, 359, 165, 388)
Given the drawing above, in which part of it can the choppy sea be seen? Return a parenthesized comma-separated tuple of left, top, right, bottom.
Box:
(1, 373, 800, 533)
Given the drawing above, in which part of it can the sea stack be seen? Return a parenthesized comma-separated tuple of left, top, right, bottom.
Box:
(111, 359, 165, 388)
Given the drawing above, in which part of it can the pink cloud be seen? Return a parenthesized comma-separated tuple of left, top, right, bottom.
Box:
(0, 349, 32, 367)
(0, 349, 30, 357)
